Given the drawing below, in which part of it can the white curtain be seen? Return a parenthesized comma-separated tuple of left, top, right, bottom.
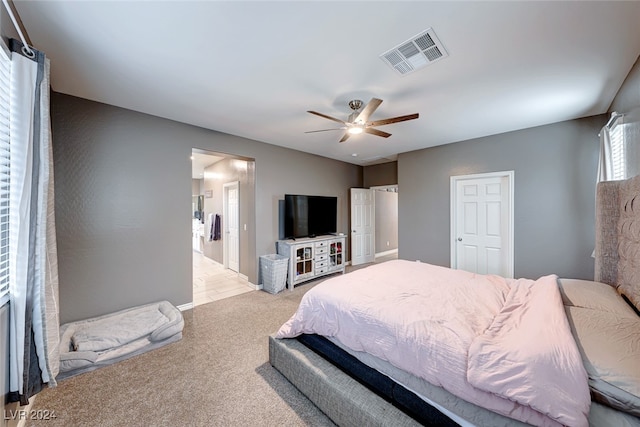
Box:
(597, 120, 615, 182)
(596, 112, 623, 182)
(8, 40, 59, 404)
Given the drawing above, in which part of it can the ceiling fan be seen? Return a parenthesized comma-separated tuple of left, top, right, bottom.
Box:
(306, 98, 419, 143)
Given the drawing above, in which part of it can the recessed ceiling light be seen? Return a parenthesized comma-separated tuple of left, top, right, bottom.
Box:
(352, 153, 358, 157)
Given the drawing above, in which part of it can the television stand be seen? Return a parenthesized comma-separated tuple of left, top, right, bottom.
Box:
(277, 234, 346, 290)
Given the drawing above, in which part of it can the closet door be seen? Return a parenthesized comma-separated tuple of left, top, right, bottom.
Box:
(351, 188, 375, 266)
(451, 172, 513, 277)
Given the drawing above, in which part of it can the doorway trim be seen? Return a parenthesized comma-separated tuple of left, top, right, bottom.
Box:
(450, 170, 514, 277)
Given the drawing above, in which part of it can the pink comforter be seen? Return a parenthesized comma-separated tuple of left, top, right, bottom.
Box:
(276, 260, 590, 426)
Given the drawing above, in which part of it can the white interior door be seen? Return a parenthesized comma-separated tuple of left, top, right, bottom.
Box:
(224, 181, 240, 272)
(451, 172, 513, 277)
(351, 188, 375, 266)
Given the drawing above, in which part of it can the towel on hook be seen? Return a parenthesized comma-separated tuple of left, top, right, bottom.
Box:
(213, 214, 221, 241)
(208, 213, 215, 241)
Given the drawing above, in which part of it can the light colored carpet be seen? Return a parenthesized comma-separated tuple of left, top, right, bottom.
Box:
(26, 279, 336, 427)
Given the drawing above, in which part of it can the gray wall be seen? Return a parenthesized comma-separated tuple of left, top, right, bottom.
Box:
(52, 93, 361, 323)
(610, 55, 640, 115)
(609, 55, 640, 176)
(375, 190, 398, 253)
(191, 179, 203, 196)
(364, 162, 397, 187)
(398, 115, 606, 280)
(0, 4, 19, 47)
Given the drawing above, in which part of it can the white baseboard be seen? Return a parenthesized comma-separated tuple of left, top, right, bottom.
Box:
(375, 249, 398, 259)
(177, 302, 194, 312)
(235, 273, 258, 290)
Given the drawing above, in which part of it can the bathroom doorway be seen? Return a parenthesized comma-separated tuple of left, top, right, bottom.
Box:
(191, 149, 255, 306)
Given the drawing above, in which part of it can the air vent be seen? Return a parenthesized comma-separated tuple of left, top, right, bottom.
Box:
(380, 28, 448, 76)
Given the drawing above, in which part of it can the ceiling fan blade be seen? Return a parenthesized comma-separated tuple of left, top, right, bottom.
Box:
(339, 132, 351, 143)
(304, 128, 346, 134)
(354, 98, 383, 123)
(364, 128, 391, 138)
(368, 113, 419, 127)
(308, 111, 347, 125)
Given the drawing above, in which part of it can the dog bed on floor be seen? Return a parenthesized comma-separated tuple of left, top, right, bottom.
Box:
(58, 300, 184, 380)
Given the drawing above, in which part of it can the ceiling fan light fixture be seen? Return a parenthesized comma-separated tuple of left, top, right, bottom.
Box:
(348, 99, 363, 111)
(306, 97, 418, 142)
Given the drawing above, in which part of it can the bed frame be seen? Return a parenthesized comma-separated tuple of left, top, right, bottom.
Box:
(269, 174, 640, 426)
(269, 335, 424, 427)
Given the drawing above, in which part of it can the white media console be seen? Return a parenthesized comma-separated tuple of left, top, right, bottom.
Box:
(277, 234, 346, 290)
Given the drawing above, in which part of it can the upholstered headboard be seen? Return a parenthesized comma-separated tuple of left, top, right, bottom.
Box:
(594, 174, 640, 311)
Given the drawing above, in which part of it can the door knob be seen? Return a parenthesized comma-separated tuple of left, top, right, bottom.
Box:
(457, 237, 462, 241)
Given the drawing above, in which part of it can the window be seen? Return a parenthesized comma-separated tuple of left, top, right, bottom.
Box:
(0, 44, 10, 306)
(609, 120, 626, 181)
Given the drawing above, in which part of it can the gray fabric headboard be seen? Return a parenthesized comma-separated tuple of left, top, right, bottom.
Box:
(594, 174, 640, 311)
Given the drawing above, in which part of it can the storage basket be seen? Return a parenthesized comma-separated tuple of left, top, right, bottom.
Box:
(260, 254, 289, 294)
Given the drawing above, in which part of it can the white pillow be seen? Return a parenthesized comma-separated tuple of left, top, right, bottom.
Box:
(558, 278, 637, 318)
(565, 306, 640, 416)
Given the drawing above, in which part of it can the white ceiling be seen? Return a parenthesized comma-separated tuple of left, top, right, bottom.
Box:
(14, 1, 640, 166)
(191, 151, 223, 180)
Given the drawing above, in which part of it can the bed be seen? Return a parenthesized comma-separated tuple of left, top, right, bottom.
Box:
(269, 174, 640, 427)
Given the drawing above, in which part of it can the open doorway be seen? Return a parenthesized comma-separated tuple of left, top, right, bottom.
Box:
(191, 149, 254, 306)
(372, 185, 399, 262)
(350, 185, 399, 267)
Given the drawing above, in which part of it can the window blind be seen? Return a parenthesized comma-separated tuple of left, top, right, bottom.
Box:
(0, 46, 10, 306)
(610, 122, 626, 181)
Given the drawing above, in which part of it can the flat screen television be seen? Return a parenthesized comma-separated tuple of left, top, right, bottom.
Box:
(284, 194, 337, 239)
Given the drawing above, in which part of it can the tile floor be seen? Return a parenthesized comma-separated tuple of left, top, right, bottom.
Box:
(192, 250, 399, 307)
(192, 251, 254, 307)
